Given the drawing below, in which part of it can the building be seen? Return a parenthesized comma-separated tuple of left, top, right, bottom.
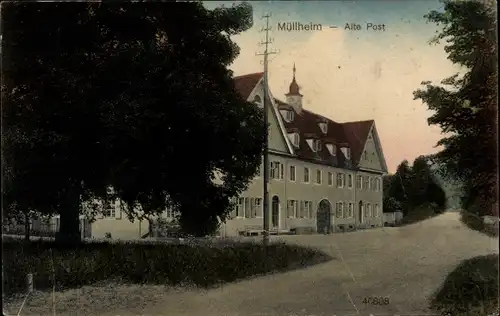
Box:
(218, 66, 388, 236)
(87, 66, 388, 239)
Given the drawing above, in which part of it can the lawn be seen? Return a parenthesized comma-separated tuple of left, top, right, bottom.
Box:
(2, 237, 333, 315)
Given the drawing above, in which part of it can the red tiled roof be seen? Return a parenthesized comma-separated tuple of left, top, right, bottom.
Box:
(233, 73, 263, 100)
(233, 72, 376, 170)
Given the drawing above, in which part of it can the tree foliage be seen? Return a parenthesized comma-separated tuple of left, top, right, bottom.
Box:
(413, 0, 498, 216)
(2, 2, 265, 241)
(383, 157, 447, 216)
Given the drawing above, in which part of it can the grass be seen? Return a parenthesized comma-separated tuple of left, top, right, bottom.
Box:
(430, 254, 499, 316)
(2, 237, 333, 299)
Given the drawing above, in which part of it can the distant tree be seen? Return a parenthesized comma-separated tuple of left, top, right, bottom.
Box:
(383, 175, 394, 198)
(410, 156, 433, 207)
(390, 160, 413, 214)
(427, 180, 447, 211)
(383, 196, 402, 213)
(2, 2, 264, 242)
(413, 0, 497, 217)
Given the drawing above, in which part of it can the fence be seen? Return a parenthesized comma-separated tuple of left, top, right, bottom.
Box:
(2, 217, 92, 238)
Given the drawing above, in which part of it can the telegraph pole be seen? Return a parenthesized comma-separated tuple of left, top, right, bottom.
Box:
(256, 13, 279, 246)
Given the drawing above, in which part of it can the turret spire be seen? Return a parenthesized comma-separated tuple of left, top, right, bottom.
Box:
(285, 63, 303, 113)
(286, 63, 301, 96)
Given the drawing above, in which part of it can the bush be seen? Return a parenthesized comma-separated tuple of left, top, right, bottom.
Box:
(461, 210, 499, 238)
(399, 205, 437, 225)
(430, 254, 499, 316)
(2, 238, 332, 297)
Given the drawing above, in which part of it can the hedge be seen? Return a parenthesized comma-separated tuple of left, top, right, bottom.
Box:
(2, 238, 332, 297)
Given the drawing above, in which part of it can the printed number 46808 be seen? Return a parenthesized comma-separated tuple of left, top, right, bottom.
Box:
(362, 296, 390, 305)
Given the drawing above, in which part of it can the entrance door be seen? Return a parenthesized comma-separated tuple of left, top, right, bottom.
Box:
(317, 200, 331, 234)
(358, 201, 364, 224)
(271, 196, 280, 228)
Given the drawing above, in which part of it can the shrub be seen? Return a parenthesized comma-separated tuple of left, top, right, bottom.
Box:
(460, 208, 499, 238)
(430, 254, 499, 316)
(2, 239, 332, 297)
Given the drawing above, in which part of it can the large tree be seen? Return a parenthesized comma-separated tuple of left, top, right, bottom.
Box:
(413, 0, 497, 216)
(2, 2, 265, 242)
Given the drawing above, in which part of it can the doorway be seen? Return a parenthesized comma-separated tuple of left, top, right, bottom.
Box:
(358, 201, 364, 224)
(271, 196, 280, 228)
(317, 199, 332, 234)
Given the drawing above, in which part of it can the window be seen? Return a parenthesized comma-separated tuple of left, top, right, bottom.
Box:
(289, 165, 296, 182)
(303, 167, 310, 183)
(374, 204, 380, 217)
(287, 200, 298, 218)
(245, 198, 252, 218)
(328, 172, 333, 186)
(166, 207, 175, 218)
(364, 176, 370, 190)
(298, 201, 305, 218)
(236, 198, 244, 217)
(348, 202, 354, 218)
(347, 174, 353, 188)
(316, 169, 322, 184)
(375, 178, 381, 191)
(336, 173, 344, 188)
(370, 177, 376, 191)
(366, 203, 372, 217)
(356, 175, 363, 189)
(293, 133, 300, 147)
(285, 110, 294, 122)
(298, 201, 312, 218)
(255, 198, 262, 217)
(270, 161, 284, 180)
(336, 202, 343, 218)
(303, 201, 313, 218)
(103, 199, 115, 218)
(363, 151, 368, 160)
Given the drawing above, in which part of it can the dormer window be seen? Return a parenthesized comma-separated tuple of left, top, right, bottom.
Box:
(318, 122, 328, 134)
(306, 138, 321, 152)
(293, 133, 300, 146)
(313, 139, 322, 152)
(325, 143, 337, 156)
(341, 147, 351, 160)
(288, 132, 300, 147)
(253, 95, 262, 105)
(281, 109, 295, 122)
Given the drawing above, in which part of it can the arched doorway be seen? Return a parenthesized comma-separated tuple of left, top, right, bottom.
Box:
(317, 199, 332, 234)
(358, 201, 364, 224)
(271, 196, 280, 228)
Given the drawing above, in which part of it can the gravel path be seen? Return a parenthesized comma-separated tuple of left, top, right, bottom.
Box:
(5, 212, 498, 316)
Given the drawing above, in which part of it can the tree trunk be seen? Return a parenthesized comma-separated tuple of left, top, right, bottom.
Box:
(55, 189, 82, 245)
(24, 211, 30, 241)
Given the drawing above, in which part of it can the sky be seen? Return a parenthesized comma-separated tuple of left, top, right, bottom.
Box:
(205, 1, 462, 173)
